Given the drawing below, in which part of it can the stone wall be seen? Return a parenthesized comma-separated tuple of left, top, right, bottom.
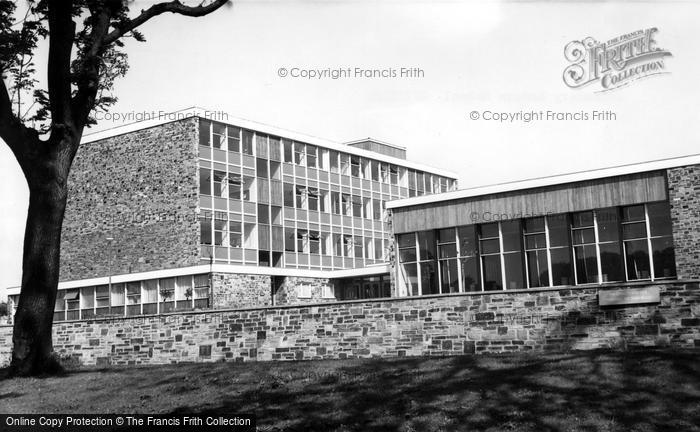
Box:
(273, 276, 337, 305)
(212, 273, 272, 309)
(667, 165, 700, 280)
(2, 281, 699, 367)
(60, 118, 200, 281)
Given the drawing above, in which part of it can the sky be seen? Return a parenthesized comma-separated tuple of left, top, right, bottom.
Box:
(1, 0, 698, 296)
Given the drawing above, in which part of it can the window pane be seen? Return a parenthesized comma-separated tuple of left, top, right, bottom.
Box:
(547, 215, 570, 247)
(625, 239, 650, 280)
(285, 228, 295, 252)
(256, 158, 268, 178)
(200, 217, 212, 245)
(482, 255, 502, 291)
(600, 242, 623, 282)
(574, 244, 598, 284)
(198, 120, 210, 146)
(460, 256, 480, 292)
(199, 168, 211, 195)
(480, 239, 500, 255)
(480, 223, 499, 238)
(648, 202, 673, 237)
(242, 130, 254, 155)
(572, 211, 594, 228)
(399, 248, 417, 263)
(398, 233, 415, 248)
(440, 259, 459, 294)
(401, 263, 419, 296)
(524, 217, 545, 233)
(527, 250, 549, 288)
(81, 287, 94, 308)
(283, 183, 294, 207)
(651, 237, 676, 278)
(458, 226, 477, 256)
(420, 261, 438, 295)
(417, 230, 436, 260)
(283, 140, 293, 163)
(622, 205, 645, 222)
(501, 221, 522, 252)
(436, 229, 453, 244)
(597, 208, 620, 242)
(525, 233, 546, 250)
(622, 222, 647, 240)
(438, 243, 457, 259)
(504, 253, 524, 289)
(550, 248, 573, 286)
(572, 228, 595, 245)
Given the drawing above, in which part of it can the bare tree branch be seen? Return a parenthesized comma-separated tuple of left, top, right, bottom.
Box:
(103, 0, 229, 46)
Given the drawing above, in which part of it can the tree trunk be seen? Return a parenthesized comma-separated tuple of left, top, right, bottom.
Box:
(10, 148, 71, 376)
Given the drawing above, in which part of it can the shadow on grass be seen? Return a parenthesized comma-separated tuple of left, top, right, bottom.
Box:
(165, 350, 700, 432)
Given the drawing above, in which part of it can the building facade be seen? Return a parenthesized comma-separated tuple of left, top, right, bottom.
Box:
(6, 108, 458, 321)
(388, 157, 700, 297)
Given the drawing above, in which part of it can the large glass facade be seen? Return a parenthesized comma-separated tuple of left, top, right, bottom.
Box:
(397, 201, 676, 296)
(198, 118, 457, 270)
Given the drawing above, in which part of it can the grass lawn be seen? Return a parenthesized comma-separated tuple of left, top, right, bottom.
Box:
(2, 349, 700, 431)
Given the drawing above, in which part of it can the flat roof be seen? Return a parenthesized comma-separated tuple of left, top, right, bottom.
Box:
(344, 137, 407, 151)
(81, 107, 458, 179)
(4, 263, 391, 295)
(386, 152, 700, 209)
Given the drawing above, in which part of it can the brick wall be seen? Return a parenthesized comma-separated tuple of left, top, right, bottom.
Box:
(60, 118, 200, 281)
(2, 282, 699, 367)
(667, 165, 700, 280)
(212, 273, 272, 309)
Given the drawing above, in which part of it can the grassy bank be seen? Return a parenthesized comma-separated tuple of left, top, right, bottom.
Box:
(2, 349, 700, 431)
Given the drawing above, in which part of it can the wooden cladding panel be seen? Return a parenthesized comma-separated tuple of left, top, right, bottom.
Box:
(393, 171, 667, 233)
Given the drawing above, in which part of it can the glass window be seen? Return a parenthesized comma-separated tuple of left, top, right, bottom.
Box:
(214, 218, 227, 246)
(294, 143, 306, 165)
(647, 202, 676, 278)
(199, 168, 211, 195)
(227, 174, 242, 200)
(308, 188, 319, 211)
(285, 228, 295, 252)
(309, 231, 320, 254)
(417, 230, 436, 260)
(350, 156, 361, 177)
(257, 204, 269, 224)
(242, 176, 255, 201)
(242, 130, 254, 155)
(296, 186, 307, 209)
(198, 120, 211, 147)
(438, 228, 458, 293)
(330, 151, 339, 173)
(284, 183, 294, 207)
(229, 221, 242, 248)
(420, 261, 438, 294)
(306, 145, 317, 168)
(227, 126, 240, 152)
(340, 154, 350, 176)
(622, 205, 649, 280)
(200, 216, 212, 245)
(213, 170, 226, 197)
(212, 122, 226, 149)
(283, 140, 293, 163)
(256, 158, 268, 178)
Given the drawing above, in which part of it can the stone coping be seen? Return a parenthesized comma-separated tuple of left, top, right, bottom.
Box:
(1, 278, 697, 328)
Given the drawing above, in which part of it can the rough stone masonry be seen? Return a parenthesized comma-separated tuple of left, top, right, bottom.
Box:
(1, 281, 699, 367)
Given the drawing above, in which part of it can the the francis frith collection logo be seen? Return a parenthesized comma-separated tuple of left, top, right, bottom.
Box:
(563, 28, 672, 92)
